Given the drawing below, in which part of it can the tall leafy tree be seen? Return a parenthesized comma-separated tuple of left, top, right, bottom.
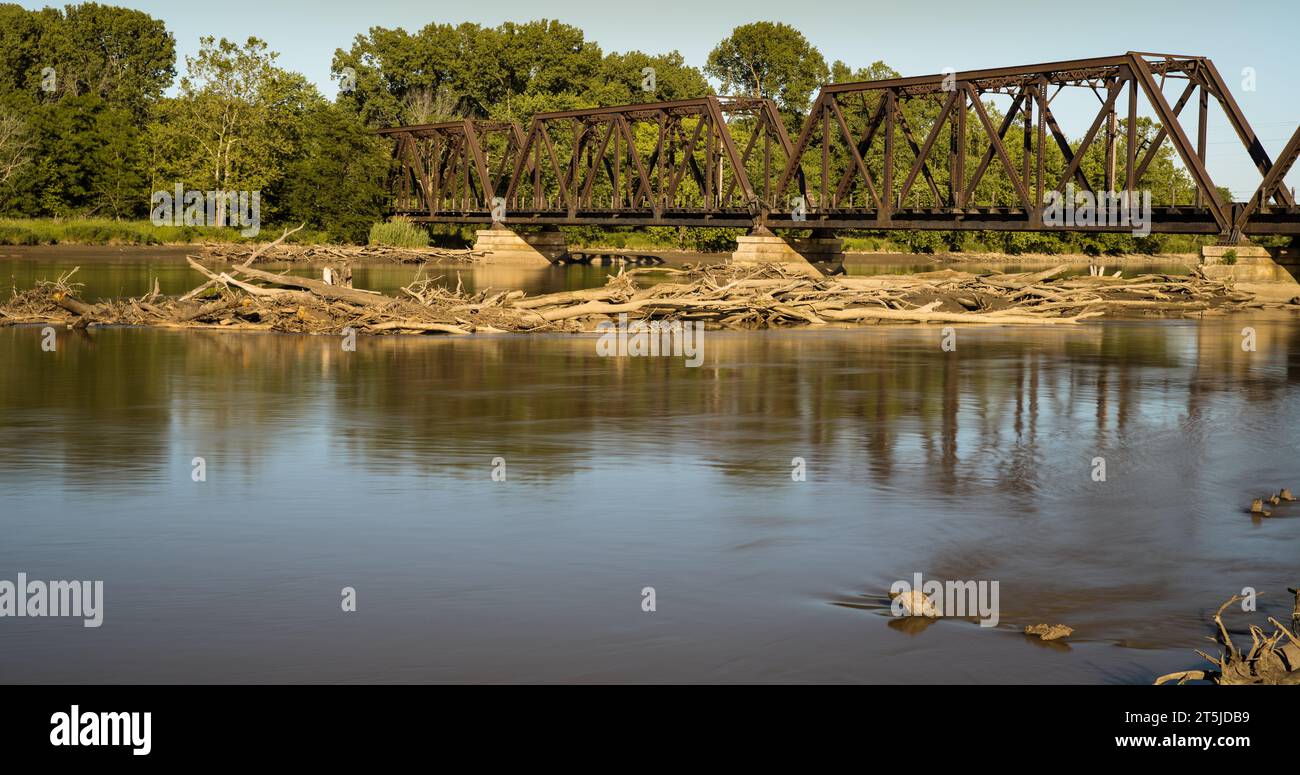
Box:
(705, 22, 828, 116)
(150, 36, 320, 223)
(333, 20, 705, 127)
(35, 1, 174, 116)
(281, 102, 389, 243)
(0, 3, 173, 217)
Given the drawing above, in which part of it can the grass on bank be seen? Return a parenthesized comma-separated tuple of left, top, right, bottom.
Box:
(0, 218, 332, 246)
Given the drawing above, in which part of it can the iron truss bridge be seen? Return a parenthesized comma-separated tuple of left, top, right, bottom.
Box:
(379, 53, 1300, 241)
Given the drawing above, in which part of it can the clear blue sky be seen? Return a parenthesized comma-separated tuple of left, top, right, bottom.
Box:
(24, 0, 1300, 198)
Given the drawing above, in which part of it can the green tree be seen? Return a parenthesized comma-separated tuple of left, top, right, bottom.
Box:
(333, 20, 706, 128)
(705, 22, 828, 116)
(282, 102, 389, 243)
(0, 3, 173, 217)
(589, 50, 709, 106)
(0, 3, 47, 95)
(34, 2, 174, 116)
(150, 36, 320, 223)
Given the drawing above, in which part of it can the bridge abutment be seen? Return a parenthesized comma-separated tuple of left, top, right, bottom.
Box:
(1200, 245, 1299, 282)
(473, 226, 567, 266)
(731, 231, 845, 276)
(1200, 245, 1300, 301)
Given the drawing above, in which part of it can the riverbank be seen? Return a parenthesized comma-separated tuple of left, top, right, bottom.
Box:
(0, 218, 335, 247)
(0, 219, 1222, 266)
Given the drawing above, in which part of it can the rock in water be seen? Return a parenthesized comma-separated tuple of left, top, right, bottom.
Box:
(890, 590, 940, 618)
(1025, 623, 1074, 641)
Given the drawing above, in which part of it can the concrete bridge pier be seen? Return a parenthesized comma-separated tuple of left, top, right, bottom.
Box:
(1200, 244, 1300, 301)
(731, 227, 845, 276)
(473, 225, 568, 265)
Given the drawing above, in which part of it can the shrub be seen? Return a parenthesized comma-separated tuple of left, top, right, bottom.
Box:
(684, 227, 740, 253)
(899, 230, 944, 254)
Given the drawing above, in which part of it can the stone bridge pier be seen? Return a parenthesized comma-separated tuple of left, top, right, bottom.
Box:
(473, 225, 568, 265)
(1200, 244, 1300, 301)
(731, 228, 844, 276)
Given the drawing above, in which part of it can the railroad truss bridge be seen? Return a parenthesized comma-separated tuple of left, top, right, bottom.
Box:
(379, 53, 1300, 272)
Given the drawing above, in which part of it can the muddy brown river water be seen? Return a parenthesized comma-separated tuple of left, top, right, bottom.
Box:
(0, 247, 1296, 683)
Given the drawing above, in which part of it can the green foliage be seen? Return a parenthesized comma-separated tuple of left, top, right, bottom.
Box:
(562, 225, 740, 252)
(1001, 232, 1066, 255)
(0, 3, 172, 218)
(561, 225, 613, 246)
(369, 217, 429, 248)
(899, 230, 945, 254)
(705, 22, 828, 117)
(333, 20, 707, 127)
(1222, 249, 1237, 265)
(40, 2, 175, 116)
(682, 227, 741, 252)
(149, 36, 321, 224)
(282, 102, 389, 243)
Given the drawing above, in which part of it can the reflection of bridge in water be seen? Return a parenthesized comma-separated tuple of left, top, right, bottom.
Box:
(381, 53, 1300, 238)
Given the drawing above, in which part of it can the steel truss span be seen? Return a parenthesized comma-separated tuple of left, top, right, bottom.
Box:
(379, 53, 1300, 240)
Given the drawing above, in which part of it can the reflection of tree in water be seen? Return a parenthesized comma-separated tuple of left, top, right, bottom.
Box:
(0, 327, 174, 491)
(1, 318, 1297, 493)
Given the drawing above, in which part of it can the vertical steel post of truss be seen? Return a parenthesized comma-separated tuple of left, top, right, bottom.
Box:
(1125, 72, 1138, 191)
(1022, 93, 1032, 199)
(1034, 80, 1047, 227)
(1196, 86, 1208, 208)
(882, 90, 895, 223)
(763, 127, 771, 209)
(821, 102, 830, 210)
(1105, 79, 1117, 193)
(955, 87, 966, 209)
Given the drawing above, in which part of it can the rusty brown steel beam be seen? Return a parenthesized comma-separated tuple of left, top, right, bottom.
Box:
(964, 83, 1031, 209)
(529, 96, 770, 122)
(828, 96, 883, 209)
(495, 96, 783, 217)
(818, 54, 1201, 97)
(394, 205, 1300, 235)
(375, 120, 519, 136)
(963, 89, 1025, 203)
(1126, 54, 1231, 233)
(1233, 122, 1300, 233)
(1052, 79, 1123, 195)
(896, 91, 954, 206)
(1132, 77, 1199, 184)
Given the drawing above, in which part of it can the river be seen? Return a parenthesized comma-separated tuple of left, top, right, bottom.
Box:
(0, 247, 1296, 683)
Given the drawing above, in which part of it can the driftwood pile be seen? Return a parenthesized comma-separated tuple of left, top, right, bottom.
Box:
(201, 243, 481, 264)
(194, 227, 480, 265)
(0, 258, 1285, 336)
(1155, 590, 1300, 685)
